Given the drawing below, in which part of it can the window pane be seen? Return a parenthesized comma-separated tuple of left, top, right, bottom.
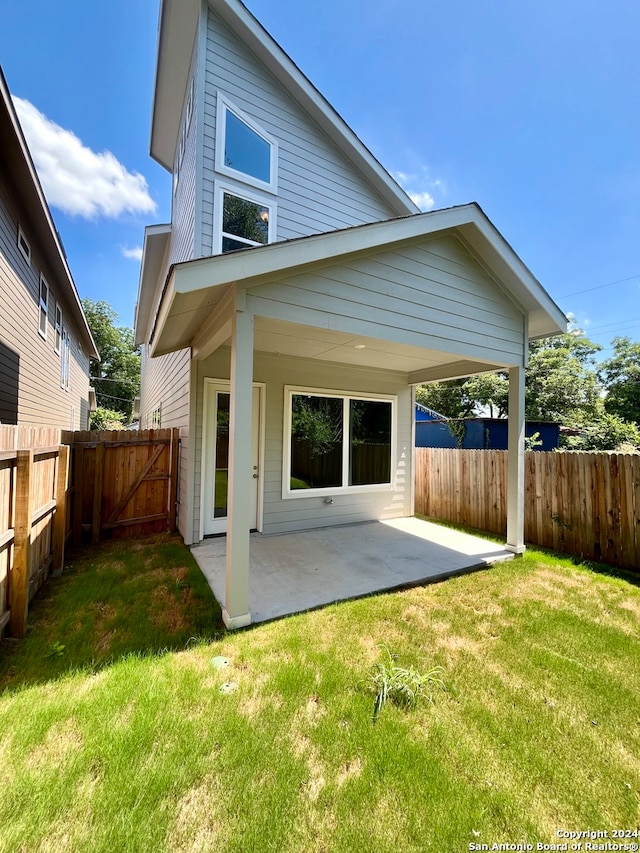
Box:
(290, 395, 343, 489)
(214, 393, 230, 518)
(222, 193, 268, 245)
(225, 110, 271, 184)
(222, 236, 250, 253)
(349, 400, 391, 486)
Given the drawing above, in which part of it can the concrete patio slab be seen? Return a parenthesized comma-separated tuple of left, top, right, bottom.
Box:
(191, 517, 514, 625)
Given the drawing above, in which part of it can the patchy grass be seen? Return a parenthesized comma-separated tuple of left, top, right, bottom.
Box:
(0, 535, 223, 690)
(0, 538, 638, 852)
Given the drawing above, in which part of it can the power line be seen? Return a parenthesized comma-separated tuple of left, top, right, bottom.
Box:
(94, 390, 134, 404)
(557, 274, 640, 299)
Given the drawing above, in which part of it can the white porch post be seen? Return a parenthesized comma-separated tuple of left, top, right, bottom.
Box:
(506, 365, 526, 554)
(223, 306, 254, 629)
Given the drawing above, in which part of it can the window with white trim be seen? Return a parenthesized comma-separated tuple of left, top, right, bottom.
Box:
(284, 387, 394, 496)
(60, 326, 70, 390)
(215, 94, 277, 193)
(38, 275, 49, 339)
(216, 185, 274, 253)
(54, 304, 62, 354)
(17, 225, 31, 265)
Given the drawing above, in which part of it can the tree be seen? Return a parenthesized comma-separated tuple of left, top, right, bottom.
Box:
(599, 337, 640, 426)
(82, 299, 140, 423)
(415, 329, 640, 450)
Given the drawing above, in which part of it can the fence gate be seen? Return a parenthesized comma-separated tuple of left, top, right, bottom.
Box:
(71, 428, 179, 544)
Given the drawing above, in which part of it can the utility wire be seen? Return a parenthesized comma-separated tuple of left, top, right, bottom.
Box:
(557, 274, 640, 299)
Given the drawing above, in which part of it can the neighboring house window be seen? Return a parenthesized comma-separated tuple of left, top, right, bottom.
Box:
(283, 387, 395, 497)
(215, 94, 277, 193)
(60, 326, 70, 390)
(38, 275, 49, 339)
(17, 225, 31, 265)
(215, 185, 275, 253)
(151, 406, 162, 428)
(54, 304, 63, 354)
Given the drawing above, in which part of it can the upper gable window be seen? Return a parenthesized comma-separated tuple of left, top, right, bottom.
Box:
(216, 94, 277, 193)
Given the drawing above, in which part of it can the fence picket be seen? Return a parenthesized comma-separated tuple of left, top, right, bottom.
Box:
(415, 449, 639, 573)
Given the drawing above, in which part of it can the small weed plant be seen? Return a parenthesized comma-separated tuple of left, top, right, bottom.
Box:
(367, 643, 446, 722)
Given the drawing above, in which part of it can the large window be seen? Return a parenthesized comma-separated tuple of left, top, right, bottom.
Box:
(215, 94, 277, 193)
(285, 388, 394, 496)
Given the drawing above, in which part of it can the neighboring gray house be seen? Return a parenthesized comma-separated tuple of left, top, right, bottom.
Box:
(135, 0, 566, 628)
(0, 68, 98, 429)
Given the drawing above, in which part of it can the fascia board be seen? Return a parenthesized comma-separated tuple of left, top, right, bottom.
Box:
(134, 224, 172, 346)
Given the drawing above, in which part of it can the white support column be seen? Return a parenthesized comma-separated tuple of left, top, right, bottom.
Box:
(223, 306, 254, 629)
(506, 365, 526, 554)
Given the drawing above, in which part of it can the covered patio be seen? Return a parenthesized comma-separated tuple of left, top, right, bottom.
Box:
(191, 517, 514, 624)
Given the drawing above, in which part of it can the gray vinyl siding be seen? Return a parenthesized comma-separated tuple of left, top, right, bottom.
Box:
(0, 174, 91, 429)
(193, 349, 411, 543)
(201, 8, 398, 255)
(245, 235, 526, 366)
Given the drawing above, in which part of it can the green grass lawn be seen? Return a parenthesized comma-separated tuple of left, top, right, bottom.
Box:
(0, 535, 638, 852)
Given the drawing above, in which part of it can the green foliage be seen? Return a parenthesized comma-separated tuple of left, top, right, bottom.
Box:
(82, 299, 140, 421)
(599, 337, 640, 426)
(524, 431, 543, 451)
(367, 644, 446, 722)
(416, 329, 640, 451)
(291, 395, 342, 456)
(89, 407, 126, 431)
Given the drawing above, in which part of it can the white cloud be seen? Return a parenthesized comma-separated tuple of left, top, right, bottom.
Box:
(122, 246, 143, 262)
(393, 168, 441, 212)
(13, 97, 157, 220)
(408, 191, 435, 211)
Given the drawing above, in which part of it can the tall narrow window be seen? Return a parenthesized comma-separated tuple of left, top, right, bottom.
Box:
(54, 304, 63, 354)
(216, 94, 277, 193)
(17, 225, 31, 265)
(39, 275, 49, 339)
(60, 326, 70, 390)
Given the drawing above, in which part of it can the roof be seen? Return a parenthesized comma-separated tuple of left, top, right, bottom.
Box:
(134, 223, 172, 346)
(0, 67, 99, 360)
(151, 0, 418, 216)
(150, 203, 567, 356)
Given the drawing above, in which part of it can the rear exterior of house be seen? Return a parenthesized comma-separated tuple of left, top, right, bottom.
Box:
(0, 69, 98, 429)
(136, 0, 566, 627)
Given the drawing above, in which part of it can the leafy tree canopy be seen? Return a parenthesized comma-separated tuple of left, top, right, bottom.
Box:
(599, 337, 640, 426)
(417, 330, 640, 451)
(82, 299, 140, 422)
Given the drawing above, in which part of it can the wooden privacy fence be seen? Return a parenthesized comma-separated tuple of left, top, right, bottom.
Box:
(0, 425, 180, 638)
(0, 444, 69, 638)
(70, 429, 179, 544)
(415, 448, 639, 572)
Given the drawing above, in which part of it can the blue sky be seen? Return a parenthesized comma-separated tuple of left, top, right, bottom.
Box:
(1, 0, 638, 359)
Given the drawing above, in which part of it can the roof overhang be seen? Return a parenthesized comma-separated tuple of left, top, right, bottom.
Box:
(0, 67, 99, 360)
(134, 223, 172, 346)
(150, 203, 567, 358)
(151, 0, 418, 216)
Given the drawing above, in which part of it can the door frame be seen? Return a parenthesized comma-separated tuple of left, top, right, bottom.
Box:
(200, 378, 266, 540)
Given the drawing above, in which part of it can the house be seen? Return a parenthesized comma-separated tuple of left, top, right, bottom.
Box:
(135, 0, 567, 628)
(0, 68, 98, 429)
(415, 417, 560, 451)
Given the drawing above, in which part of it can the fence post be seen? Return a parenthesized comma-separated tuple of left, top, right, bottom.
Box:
(92, 443, 105, 544)
(169, 428, 179, 532)
(10, 449, 33, 638)
(52, 445, 69, 577)
(73, 444, 84, 546)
